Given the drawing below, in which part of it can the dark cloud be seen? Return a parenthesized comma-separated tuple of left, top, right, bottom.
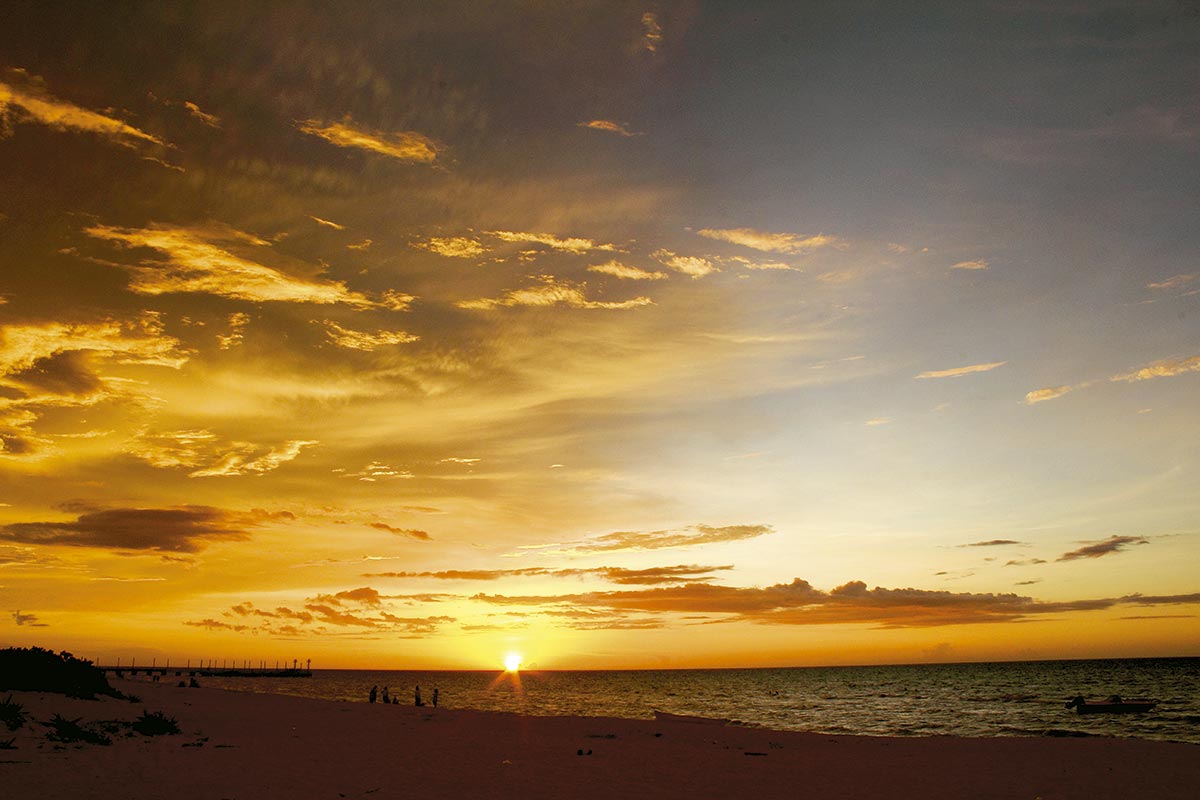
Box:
(12, 609, 48, 626)
(370, 522, 431, 540)
(10, 351, 104, 395)
(1057, 535, 1149, 561)
(959, 539, 1024, 547)
(364, 564, 730, 585)
(0, 505, 265, 552)
(311, 586, 382, 607)
(1005, 558, 1047, 566)
(471, 577, 1200, 629)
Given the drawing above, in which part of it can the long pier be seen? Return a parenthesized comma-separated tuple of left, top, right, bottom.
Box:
(95, 658, 312, 678)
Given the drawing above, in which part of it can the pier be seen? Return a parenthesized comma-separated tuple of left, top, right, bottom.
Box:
(95, 658, 312, 678)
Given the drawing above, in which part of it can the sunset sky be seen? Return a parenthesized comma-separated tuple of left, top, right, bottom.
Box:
(2, 2, 1198, 670)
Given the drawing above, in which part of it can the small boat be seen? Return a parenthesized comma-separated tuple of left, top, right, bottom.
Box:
(653, 710, 732, 726)
(1065, 695, 1157, 714)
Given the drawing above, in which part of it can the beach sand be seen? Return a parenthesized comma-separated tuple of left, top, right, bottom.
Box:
(3, 681, 1197, 799)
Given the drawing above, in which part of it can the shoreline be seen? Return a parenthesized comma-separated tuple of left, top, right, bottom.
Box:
(3, 682, 1198, 799)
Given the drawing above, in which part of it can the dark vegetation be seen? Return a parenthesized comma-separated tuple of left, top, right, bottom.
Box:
(1, 694, 28, 731)
(46, 713, 112, 746)
(0, 647, 118, 699)
(132, 709, 180, 736)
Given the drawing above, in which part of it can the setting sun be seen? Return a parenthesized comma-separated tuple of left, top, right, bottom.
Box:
(503, 653, 522, 672)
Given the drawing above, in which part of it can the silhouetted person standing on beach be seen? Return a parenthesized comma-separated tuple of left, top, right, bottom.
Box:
(432, 688, 439, 707)
(381, 686, 390, 704)
(415, 685, 423, 706)
(369, 685, 378, 703)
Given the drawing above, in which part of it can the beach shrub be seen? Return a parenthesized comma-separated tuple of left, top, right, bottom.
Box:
(46, 714, 111, 746)
(1, 694, 28, 731)
(132, 710, 180, 736)
(0, 647, 117, 699)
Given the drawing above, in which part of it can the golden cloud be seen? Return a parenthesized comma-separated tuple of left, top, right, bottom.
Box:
(0, 315, 187, 379)
(84, 223, 383, 307)
(952, 260, 989, 270)
(457, 276, 652, 310)
(182, 100, 220, 128)
(519, 523, 773, 555)
(1110, 354, 1200, 383)
(1146, 273, 1196, 290)
(0, 74, 165, 148)
(696, 228, 839, 255)
(1024, 385, 1074, 405)
(577, 119, 638, 136)
(914, 361, 1007, 380)
(642, 12, 663, 52)
(588, 260, 667, 280)
(296, 118, 440, 163)
(487, 230, 615, 253)
(309, 216, 346, 230)
(413, 237, 486, 258)
(322, 321, 419, 351)
(129, 430, 317, 477)
(651, 249, 717, 278)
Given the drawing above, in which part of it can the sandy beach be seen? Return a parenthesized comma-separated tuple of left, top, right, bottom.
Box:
(1, 681, 1196, 799)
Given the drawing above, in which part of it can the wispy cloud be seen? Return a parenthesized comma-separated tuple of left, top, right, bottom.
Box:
(1058, 535, 1149, 561)
(588, 260, 667, 280)
(129, 430, 315, 478)
(577, 119, 639, 137)
(187, 440, 317, 478)
(217, 312, 251, 350)
(0, 316, 187, 380)
(309, 216, 346, 230)
(12, 610, 47, 627)
(642, 12, 663, 52)
(84, 223, 385, 307)
(182, 100, 220, 128)
(198, 594, 455, 636)
(960, 539, 1024, 547)
(297, 118, 440, 163)
(1, 72, 165, 148)
(520, 523, 773, 555)
(413, 237, 486, 258)
(696, 228, 839, 255)
(457, 276, 652, 310)
(651, 249, 718, 278)
(368, 564, 731, 585)
(369, 522, 431, 541)
(1146, 273, 1196, 290)
(1110, 354, 1200, 383)
(487, 230, 615, 253)
(322, 321, 419, 351)
(914, 361, 1007, 380)
(952, 260, 989, 270)
(1024, 385, 1075, 405)
(865, 417, 891, 426)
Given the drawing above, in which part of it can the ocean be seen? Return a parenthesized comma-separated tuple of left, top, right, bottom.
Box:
(136, 657, 1200, 744)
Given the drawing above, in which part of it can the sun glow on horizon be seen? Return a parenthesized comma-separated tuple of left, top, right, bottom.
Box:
(503, 652, 522, 672)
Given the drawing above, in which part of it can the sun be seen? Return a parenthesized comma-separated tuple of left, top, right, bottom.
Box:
(503, 652, 522, 672)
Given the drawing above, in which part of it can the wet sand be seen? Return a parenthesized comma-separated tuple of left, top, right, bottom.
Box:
(3, 681, 1197, 799)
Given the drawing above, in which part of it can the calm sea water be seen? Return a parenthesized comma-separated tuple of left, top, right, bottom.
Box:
(142, 658, 1200, 744)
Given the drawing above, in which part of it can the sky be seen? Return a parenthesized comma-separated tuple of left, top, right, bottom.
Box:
(1, 1, 1198, 670)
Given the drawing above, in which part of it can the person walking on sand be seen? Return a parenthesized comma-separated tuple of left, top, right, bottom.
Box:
(381, 686, 389, 704)
(432, 687, 439, 708)
(369, 685, 378, 704)
(415, 685, 423, 706)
